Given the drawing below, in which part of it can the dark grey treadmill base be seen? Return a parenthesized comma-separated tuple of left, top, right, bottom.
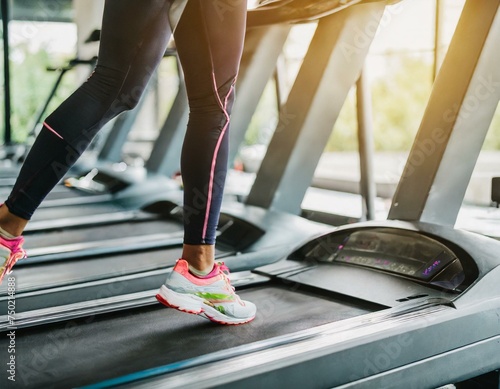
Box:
(0, 284, 374, 389)
(23, 219, 181, 249)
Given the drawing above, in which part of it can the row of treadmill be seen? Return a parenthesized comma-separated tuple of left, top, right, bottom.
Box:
(1, 0, 500, 388)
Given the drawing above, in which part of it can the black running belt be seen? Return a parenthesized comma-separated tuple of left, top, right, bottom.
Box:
(23, 219, 182, 249)
(30, 203, 127, 222)
(0, 284, 374, 389)
(0, 246, 183, 295)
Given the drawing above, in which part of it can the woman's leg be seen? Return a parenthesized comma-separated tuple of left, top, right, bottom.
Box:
(156, 0, 255, 325)
(1, 0, 173, 226)
(174, 0, 247, 272)
(0, 0, 173, 282)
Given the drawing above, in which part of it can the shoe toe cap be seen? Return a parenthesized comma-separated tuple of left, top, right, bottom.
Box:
(231, 299, 256, 319)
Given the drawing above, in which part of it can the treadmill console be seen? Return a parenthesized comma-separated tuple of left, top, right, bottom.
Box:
(290, 228, 477, 291)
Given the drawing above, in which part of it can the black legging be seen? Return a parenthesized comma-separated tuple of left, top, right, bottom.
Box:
(5, 0, 247, 245)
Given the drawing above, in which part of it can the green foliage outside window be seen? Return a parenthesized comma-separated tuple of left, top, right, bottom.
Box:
(245, 55, 500, 153)
(1, 42, 76, 144)
(3, 47, 500, 152)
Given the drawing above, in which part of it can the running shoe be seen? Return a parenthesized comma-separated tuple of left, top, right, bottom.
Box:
(0, 235, 26, 284)
(156, 259, 256, 325)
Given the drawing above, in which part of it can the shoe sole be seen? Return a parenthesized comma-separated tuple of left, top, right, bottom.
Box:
(156, 285, 255, 325)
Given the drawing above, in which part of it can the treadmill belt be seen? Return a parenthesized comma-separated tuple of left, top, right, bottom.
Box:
(30, 203, 127, 222)
(0, 284, 373, 388)
(0, 247, 183, 295)
(24, 220, 182, 249)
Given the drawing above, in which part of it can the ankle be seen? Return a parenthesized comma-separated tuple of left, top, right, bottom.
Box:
(182, 243, 215, 272)
(0, 204, 28, 237)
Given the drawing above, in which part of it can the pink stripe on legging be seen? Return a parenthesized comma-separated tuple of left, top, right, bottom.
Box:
(43, 122, 64, 140)
(201, 73, 234, 242)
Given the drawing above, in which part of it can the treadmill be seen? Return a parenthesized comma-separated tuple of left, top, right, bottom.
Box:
(0, 3, 348, 298)
(0, 1, 296, 312)
(2, 0, 499, 388)
(0, 1, 392, 387)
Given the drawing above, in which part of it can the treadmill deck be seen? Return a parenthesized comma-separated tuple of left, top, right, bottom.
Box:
(0, 283, 375, 388)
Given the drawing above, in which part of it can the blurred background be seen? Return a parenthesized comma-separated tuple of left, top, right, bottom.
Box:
(1, 0, 499, 234)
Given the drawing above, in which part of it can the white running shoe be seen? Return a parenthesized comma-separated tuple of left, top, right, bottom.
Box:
(156, 259, 256, 325)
